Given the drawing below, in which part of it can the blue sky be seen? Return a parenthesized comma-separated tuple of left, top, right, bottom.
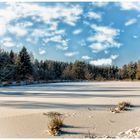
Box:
(0, 2, 140, 67)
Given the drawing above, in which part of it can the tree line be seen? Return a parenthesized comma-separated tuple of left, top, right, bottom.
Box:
(0, 46, 140, 84)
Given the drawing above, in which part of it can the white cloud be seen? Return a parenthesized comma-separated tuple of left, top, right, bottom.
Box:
(53, 29, 65, 35)
(125, 18, 137, 26)
(110, 54, 119, 60)
(31, 28, 66, 49)
(39, 49, 46, 55)
(92, 2, 109, 7)
(0, 5, 16, 24)
(7, 3, 82, 26)
(89, 43, 105, 52)
(26, 37, 32, 43)
(90, 58, 112, 66)
(61, 5, 83, 26)
(43, 35, 63, 43)
(87, 24, 121, 52)
(90, 24, 119, 36)
(78, 39, 86, 46)
(16, 42, 23, 48)
(31, 29, 49, 38)
(133, 35, 138, 39)
(83, 20, 90, 26)
(52, 36, 64, 43)
(87, 11, 102, 20)
(73, 29, 82, 35)
(0, 21, 6, 36)
(56, 45, 68, 51)
(81, 55, 91, 60)
(104, 50, 109, 54)
(1, 37, 15, 47)
(119, 2, 140, 11)
(43, 34, 68, 50)
(16, 22, 33, 28)
(0, 3, 82, 50)
(90, 54, 119, 66)
(8, 25, 28, 36)
(64, 51, 79, 57)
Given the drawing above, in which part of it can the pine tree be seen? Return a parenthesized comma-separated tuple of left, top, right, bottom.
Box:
(16, 47, 33, 80)
(9, 50, 15, 64)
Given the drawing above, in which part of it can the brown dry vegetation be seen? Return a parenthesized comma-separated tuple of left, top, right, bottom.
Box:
(44, 112, 64, 136)
(110, 101, 133, 113)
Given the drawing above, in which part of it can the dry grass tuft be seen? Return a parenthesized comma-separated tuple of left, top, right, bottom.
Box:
(44, 112, 64, 136)
(110, 101, 133, 113)
(110, 107, 121, 113)
(51, 116, 63, 127)
(47, 117, 63, 136)
(43, 111, 62, 118)
(117, 101, 132, 111)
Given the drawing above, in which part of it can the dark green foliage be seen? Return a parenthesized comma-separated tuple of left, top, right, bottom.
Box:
(0, 46, 140, 83)
(0, 49, 16, 82)
(16, 47, 33, 80)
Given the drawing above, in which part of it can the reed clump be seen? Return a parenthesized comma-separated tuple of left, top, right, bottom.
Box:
(110, 101, 133, 113)
(44, 111, 64, 136)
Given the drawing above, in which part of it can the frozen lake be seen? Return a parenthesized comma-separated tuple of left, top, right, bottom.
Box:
(0, 81, 140, 110)
(0, 81, 140, 138)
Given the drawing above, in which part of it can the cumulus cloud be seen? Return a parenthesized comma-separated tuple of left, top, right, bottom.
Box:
(87, 11, 102, 20)
(90, 54, 119, 66)
(81, 55, 91, 60)
(119, 2, 140, 11)
(110, 54, 119, 60)
(89, 43, 105, 53)
(43, 35, 63, 43)
(8, 25, 28, 36)
(39, 49, 46, 55)
(1, 37, 15, 47)
(125, 18, 137, 26)
(92, 2, 109, 7)
(31, 28, 68, 49)
(56, 45, 68, 51)
(90, 58, 112, 66)
(0, 22, 6, 36)
(73, 29, 82, 35)
(64, 51, 79, 57)
(21, 3, 81, 26)
(0, 3, 83, 51)
(43, 35, 68, 47)
(87, 24, 121, 52)
(0, 4, 16, 24)
(31, 29, 49, 38)
(5, 3, 83, 26)
(16, 22, 33, 28)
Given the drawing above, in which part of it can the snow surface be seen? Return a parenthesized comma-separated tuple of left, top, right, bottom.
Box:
(0, 81, 140, 110)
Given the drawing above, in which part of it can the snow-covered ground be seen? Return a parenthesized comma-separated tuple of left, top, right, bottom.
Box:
(0, 81, 140, 111)
(0, 81, 140, 138)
